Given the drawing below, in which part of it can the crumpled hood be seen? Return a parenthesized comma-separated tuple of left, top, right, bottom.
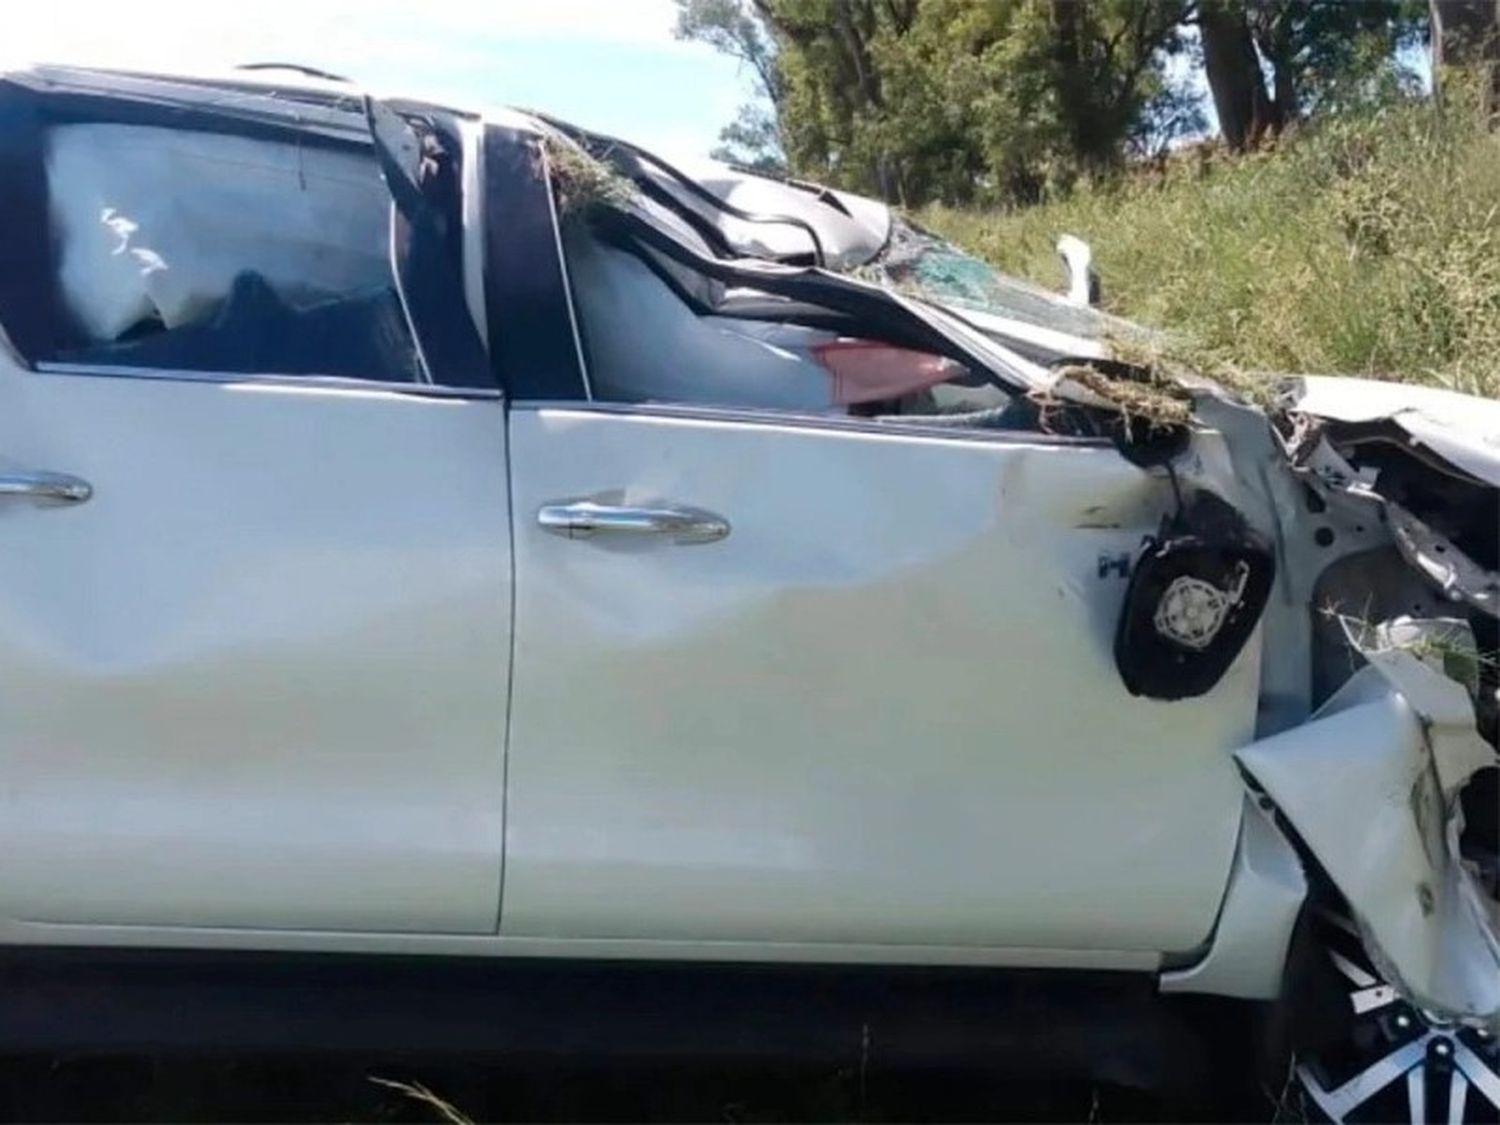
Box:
(1287, 375, 1500, 487)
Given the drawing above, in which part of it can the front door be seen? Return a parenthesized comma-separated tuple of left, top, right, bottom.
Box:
(501, 404, 1253, 956)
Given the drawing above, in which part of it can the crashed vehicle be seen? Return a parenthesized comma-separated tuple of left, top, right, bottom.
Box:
(0, 62, 1495, 1122)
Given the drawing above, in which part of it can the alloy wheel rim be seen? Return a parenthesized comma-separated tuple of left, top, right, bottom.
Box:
(1296, 943, 1500, 1123)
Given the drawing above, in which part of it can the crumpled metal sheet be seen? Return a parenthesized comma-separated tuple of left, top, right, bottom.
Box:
(1281, 420, 1500, 618)
(1235, 650, 1500, 1028)
(1286, 375, 1500, 488)
(1385, 501, 1500, 617)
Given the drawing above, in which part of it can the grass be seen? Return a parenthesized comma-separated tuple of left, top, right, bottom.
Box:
(919, 94, 1500, 400)
(370, 1076, 476, 1125)
(542, 134, 637, 217)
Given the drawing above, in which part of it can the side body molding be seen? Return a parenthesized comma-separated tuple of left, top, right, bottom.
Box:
(1234, 652, 1500, 1028)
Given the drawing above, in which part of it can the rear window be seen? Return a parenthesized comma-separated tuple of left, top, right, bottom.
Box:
(38, 122, 420, 383)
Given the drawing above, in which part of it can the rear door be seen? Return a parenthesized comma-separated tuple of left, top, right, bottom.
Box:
(0, 77, 510, 934)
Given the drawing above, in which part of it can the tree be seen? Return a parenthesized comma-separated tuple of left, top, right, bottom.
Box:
(1248, 1, 1426, 116)
(1199, 0, 1280, 149)
(675, 0, 783, 105)
(762, 0, 901, 196)
(1045, 0, 1195, 166)
(681, 0, 1427, 204)
(1430, 0, 1500, 116)
(673, 0, 788, 171)
(1196, 0, 1426, 151)
(762, 0, 1193, 204)
(710, 104, 787, 173)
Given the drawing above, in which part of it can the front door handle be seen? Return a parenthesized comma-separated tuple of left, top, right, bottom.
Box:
(538, 500, 729, 544)
(0, 469, 92, 504)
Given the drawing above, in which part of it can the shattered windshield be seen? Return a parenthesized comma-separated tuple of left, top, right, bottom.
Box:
(862, 217, 1108, 340)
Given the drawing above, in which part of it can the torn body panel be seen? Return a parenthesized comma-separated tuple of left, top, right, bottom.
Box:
(1282, 377, 1500, 621)
(1288, 376, 1500, 490)
(1202, 379, 1500, 1029)
(1236, 652, 1500, 1028)
(1386, 501, 1500, 617)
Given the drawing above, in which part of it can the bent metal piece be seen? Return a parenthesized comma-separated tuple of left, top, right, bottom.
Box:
(1236, 650, 1500, 1030)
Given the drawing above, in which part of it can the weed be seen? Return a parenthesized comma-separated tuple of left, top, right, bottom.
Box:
(369, 1076, 475, 1125)
(921, 97, 1500, 399)
(541, 135, 636, 217)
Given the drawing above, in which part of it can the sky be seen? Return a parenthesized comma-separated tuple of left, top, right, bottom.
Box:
(1, 0, 753, 160)
(4, 3, 1435, 162)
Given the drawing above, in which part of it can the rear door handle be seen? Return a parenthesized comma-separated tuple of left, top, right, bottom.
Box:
(538, 500, 729, 544)
(0, 470, 92, 504)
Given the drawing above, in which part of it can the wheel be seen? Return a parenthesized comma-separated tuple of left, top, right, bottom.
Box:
(1287, 918, 1500, 1123)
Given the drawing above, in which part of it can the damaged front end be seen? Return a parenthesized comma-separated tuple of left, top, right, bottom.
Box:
(1238, 649, 1498, 1024)
(1112, 377, 1500, 1041)
(1247, 378, 1500, 1034)
(1142, 378, 1500, 1118)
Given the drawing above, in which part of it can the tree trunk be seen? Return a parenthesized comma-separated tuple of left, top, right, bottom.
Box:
(1051, 0, 1092, 161)
(1200, 1, 1278, 149)
(1251, 4, 1300, 127)
(1430, 0, 1500, 117)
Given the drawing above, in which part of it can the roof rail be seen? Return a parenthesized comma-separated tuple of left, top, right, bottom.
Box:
(236, 63, 354, 83)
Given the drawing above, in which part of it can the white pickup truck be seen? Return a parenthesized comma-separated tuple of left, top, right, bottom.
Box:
(0, 62, 1494, 1123)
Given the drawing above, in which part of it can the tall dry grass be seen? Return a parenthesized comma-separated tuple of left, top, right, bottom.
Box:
(921, 93, 1500, 399)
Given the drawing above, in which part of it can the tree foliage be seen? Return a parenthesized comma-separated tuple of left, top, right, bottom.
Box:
(764, 0, 1196, 204)
(1199, 0, 1426, 150)
(1429, 0, 1500, 115)
(674, 0, 1436, 204)
(709, 103, 788, 173)
(673, 0, 788, 172)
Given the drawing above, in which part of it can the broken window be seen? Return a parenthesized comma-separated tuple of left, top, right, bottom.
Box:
(861, 218, 1108, 341)
(558, 201, 1013, 423)
(35, 121, 420, 383)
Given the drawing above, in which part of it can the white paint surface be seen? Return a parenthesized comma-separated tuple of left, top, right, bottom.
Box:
(503, 406, 1254, 953)
(0, 360, 512, 932)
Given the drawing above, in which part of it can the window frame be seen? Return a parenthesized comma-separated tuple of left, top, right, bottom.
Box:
(0, 72, 499, 400)
(512, 138, 1118, 449)
(480, 122, 589, 403)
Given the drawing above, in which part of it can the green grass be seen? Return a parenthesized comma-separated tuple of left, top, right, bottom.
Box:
(920, 96, 1500, 399)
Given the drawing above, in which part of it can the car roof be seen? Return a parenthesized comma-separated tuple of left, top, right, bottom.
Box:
(2, 62, 528, 138)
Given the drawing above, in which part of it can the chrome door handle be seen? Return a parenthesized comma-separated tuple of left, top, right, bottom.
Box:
(0, 469, 92, 504)
(538, 500, 729, 544)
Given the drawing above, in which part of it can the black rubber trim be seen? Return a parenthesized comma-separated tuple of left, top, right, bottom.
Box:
(367, 104, 492, 390)
(482, 125, 586, 400)
(35, 86, 370, 153)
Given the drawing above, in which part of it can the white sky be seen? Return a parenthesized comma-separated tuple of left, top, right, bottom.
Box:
(2, 0, 752, 158)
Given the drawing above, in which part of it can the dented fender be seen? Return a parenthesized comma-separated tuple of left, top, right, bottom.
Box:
(1235, 651, 1500, 1028)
